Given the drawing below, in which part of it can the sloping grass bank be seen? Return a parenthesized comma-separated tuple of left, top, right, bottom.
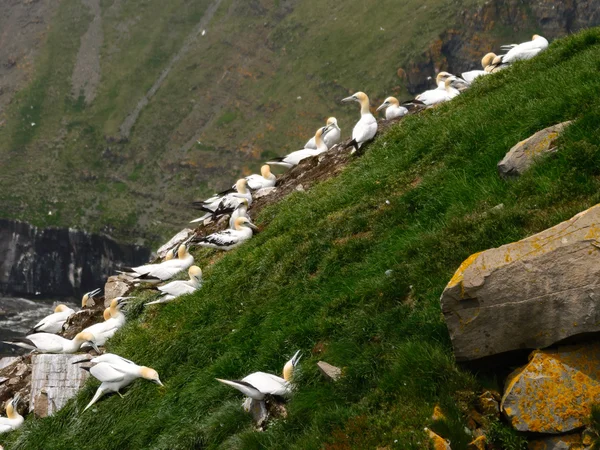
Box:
(6, 28, 600, 449)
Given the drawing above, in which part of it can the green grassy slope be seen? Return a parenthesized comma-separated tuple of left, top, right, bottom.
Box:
(6, 28, 600, 450)
(1, 0, 522, 245)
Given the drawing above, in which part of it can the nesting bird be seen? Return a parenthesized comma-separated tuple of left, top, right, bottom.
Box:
(341, 92, 377, 153)
(304, 117, 341, 150)
(119, 244, 194, 283)
(461, 53, 497, 82)
(267, 125, 333, 169)
(414, 72, 453, 106)
(216, 350, 301, 401)
(81, 297, 131, 347)
(73, 353, 163, 412)
(0, 395, 23, 434)
(191, 179, 253, 224)
(4, 331, 99, 354)
(81, 288, 102, 308)
(493, 34, 548, 65)
(193, 217, 259, 251)
(376, 97, 408, 120)
(31, 304, 75, 334)
(144, 266, 203, 306)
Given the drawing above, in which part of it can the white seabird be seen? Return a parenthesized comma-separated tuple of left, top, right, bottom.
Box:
(341, 91, 377, 153)
(4, 331, 99, 354)
(81, 288, 102, 308)
(81, 297, 130, 347)
(414, 72, 453, 106)
(461, 53, 497, 82)
(190, 179, 253, 224)
(267, 125, 332, 169)
(194, 217, 259, 251)
(305, 117, 341, 149)
(0, 394, 23, 434)
(376, 97, 408, 120)
(31, 304, 75, 334)
(119, 244, 194, 283)
(73, 353, 163, 412)
(145, 266, 203, 306)
(216, 350, 301, 401)
(493, 34, 549, 65)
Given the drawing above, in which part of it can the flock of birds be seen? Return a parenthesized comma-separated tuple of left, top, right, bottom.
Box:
(0, 33, 549, 434)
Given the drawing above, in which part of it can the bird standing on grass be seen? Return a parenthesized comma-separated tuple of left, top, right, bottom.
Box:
(193, 217, 259, 251)
(341, 92, 377, 154)
(73, 353, 163, 412)
(145, 266, 203, 306)
(119, 244, 194, 283)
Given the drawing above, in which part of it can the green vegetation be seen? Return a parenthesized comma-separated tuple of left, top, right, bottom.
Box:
(5, 26, 600, 450)
(587, 405, 600, 449)
(487, 418, 528, 450)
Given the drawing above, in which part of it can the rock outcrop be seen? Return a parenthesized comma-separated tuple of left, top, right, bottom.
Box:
(0, 219, 150, 297)
(0, 356, 31, 416)
(498, 121, 572, 178)
(502, 344, 600, 434)
(30, 354, 90, 417)
(528, 433, 585, 450)
(440, 203, 600, 361)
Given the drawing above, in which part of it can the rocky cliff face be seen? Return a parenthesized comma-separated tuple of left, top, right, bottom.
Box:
(405, 0, 600, 93)
(0, 219, 150, 297)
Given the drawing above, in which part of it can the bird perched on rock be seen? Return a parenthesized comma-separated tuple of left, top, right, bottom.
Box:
(0, 394, 23, 434)
(4, 331, 99, 354)
(81, 297, 131, 347)
(193, 217, 259, 251)
(118, 244, 193, 283)
(73, 353, 163, 412)
(216, 350, 302, 401)
(341, 91, 377, 154)
(145, 266, 203, 306)
(376, 97, 408, 120)
(31, 304, 75, 334)
(267, 125, 333, 169)
(305, 117, 341, 150)
(190, 179, 253, 224)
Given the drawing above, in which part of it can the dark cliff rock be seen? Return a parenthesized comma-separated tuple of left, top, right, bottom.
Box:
(0, 219, 150, 297)
(404, 0, 600, 93)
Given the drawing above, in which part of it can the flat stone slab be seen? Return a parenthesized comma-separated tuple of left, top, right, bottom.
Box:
(502, 343, 600, 433)
(440, 203, 600, 361)
(30, 354, 90, 417)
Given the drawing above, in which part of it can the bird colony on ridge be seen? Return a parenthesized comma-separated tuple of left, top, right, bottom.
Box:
(0, 33, 548, 434)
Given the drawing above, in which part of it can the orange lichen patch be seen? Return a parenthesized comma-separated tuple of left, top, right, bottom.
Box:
(528, 433, 583, 450)
(447, 252, 483, 288)
(467, 436, 486, 450)
(431, 405, 445, 421)
(425, 428, 451, 450)
(502, 344, 600, 433)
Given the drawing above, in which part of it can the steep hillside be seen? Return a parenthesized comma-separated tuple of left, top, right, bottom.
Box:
(4, 27, 600, 450)
(0, 0, 598, 245)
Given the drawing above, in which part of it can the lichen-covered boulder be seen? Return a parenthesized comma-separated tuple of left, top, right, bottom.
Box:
(440, 203, 600, 361)
(528, 433, 584, 450)
(502, 344, 600, 434)
(30, 354, 90, 417)
(498, 121, 572, 178)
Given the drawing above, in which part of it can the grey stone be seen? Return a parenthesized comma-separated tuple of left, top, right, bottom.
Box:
(30, 354, 90, 417)
(0, 357, 19, 372)
(104, 275, 133, 307)
(317, 361, 342, 381)
(156, 228, 194, 259)
(253, 187, 276, 199)
(497, 121, 572, 178)
(440, 203, 600, 361)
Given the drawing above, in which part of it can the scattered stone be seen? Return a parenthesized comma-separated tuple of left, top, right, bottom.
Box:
(502, 343, 600, 433)
(0, 357, 19, 371)
(440, 203, 600, 361)
(0, 355, 31, 416)
(253, 187, 276, 199)
(528, 433, 583, 450)
(104, 275, 133, 307)
(317, 361, 342, 381)
(477, 391, 500, 416)
(156, 228, 194, 259)
(30, 354, 90, 417)
(498, 121, 572, 178)
(425, 428, 451, 449)
(295, 184, 305, 192)
(467, 436, 486, 450)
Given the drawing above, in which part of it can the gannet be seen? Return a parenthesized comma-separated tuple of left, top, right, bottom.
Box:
(376, 97, 408, 120)
(145, 266, 203, 306)
(4, 331, 99, 353)
(119, 244, 193, 282)
(194, 217, 259, 251)
(414, 72, 453, 106)
(445, 77, 463, 99)
(81, 297, 130, 346)
(0, 394, 23, 434)
(267, 125, 332, 169)
(494, 35, 548, 65)
(164, 249, 174, 261)
(74, 353, 163, 411)
(31, 304, 75, 334)
(216, 350, 301, 401)
(461, 54, 496, 82)
(191, 179, 253, 223)
(305, 117, 341, 149)
(81, 288, 102, 308)
(341, 92, 377, 153)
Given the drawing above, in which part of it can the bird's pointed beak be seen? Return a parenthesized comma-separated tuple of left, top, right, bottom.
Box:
(247, 223, 259, 233)
(155, 379, 164, 387)
(292, 350, 302, 366)
(72, 357, 91, 365)
(87, 341, 101, 353)
(341, 96, 355, 103)
(376, 103, 387, 112)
